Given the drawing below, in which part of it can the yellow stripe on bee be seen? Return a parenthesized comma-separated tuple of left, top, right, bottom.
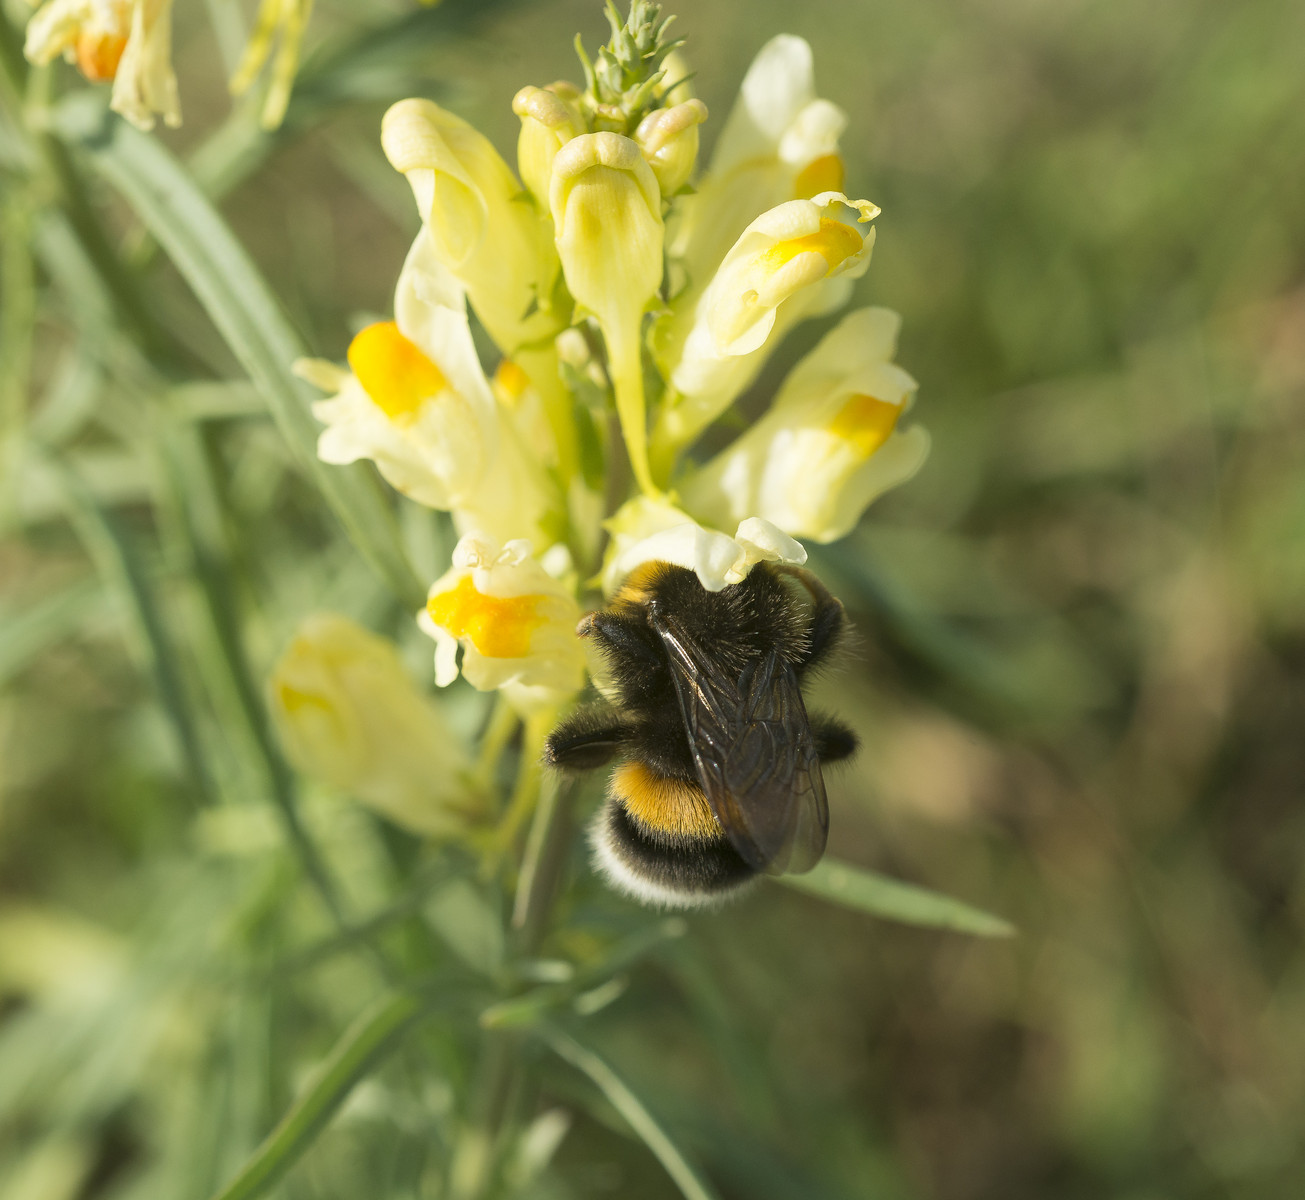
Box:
(611, 761, 720, 841)
(611, 560, 672, 611)
(426, 576, 546, 659)
(347, 321, 447, 424)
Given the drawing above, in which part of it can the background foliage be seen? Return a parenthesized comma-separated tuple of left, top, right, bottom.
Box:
(2, 1, 1304, 1198)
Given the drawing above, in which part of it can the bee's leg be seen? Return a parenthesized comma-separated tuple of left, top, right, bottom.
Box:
(544, 706, 634, 771)
(797, 592, 846, 676)
(577, 611, 663, 669)
(776, 565, 847, 676)
(809, 713, 858, 763)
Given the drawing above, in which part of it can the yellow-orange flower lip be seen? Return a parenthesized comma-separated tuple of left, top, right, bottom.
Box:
(347, 321, 447, 424)
(426, 575, 547, 659)
(828, 392, 901, 456)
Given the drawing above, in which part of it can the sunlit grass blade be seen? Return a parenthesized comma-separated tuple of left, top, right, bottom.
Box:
(541, 1025, 722, 1200)
(51, 94, 425, 609)
(779, 858, 1015, 937)
(207, 989, 434, 1200)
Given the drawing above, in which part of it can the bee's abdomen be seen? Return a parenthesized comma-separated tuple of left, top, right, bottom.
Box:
(609, 761, 718, 842)
(590, 761, 756, 908)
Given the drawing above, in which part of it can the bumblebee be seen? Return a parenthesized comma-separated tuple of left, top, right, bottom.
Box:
(544, 560, 857, 908)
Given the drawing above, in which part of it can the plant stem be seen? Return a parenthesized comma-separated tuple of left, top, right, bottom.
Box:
(448, 720, 576, 1198)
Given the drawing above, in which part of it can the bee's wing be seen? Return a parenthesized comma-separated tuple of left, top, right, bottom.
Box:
(650, 610, 829, 875)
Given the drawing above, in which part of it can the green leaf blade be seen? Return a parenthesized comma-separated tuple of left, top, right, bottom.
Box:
(779, 858, 1015, 938)
(541, 1025, 722, 1200)
(52, 95, 425, 610)
(207, 989, 431, 1200)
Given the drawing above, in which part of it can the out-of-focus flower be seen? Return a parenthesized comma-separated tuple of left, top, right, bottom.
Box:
(228, 0, 313, 131)
(668, 34, 846, 294)
(295, 230, 558, 548)
(269, 613, 474, 837)
(419, 534, 587, 713)
(550, 131, 665, 497)
(24, 0, 180, 130)
(601, 496, 806, 594)
(652, 191, 878, 464)
(681, 307, 930, 543)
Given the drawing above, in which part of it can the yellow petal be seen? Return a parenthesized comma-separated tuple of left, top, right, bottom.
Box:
(793, 153, 845, 198)
(426, 575, 546, 659)
(346, 321, 447, 424)
(828, 392, 902, 457)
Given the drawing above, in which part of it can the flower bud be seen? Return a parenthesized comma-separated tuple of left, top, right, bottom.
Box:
(269, 614, 474, 837)
(419, 534, 587, 714)
(635, 99, 708, 196)
(601, 497, 806, 595)
(512, 84, 581, 209)
(680, 308, 930, 543)
(550, 132, 665, 495)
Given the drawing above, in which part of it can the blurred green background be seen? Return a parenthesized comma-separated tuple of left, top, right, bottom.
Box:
(3, 0, 1305, 1197)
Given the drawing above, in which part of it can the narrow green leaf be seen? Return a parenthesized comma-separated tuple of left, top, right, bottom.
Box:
(541, 1025, 722, 1200)
(207, 989, 432, 1200)
(51, 94, 425, 610)
(36, 452, 217, 807)
(0, 576, 99, 687)
(779, 858, 1015, 938)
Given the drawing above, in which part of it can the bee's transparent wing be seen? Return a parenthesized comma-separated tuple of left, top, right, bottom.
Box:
(650, 610, 829, 875)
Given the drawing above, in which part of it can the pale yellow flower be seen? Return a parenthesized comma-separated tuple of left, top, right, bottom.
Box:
(681, 307, 930, 543)
(419, 534, 586, 714)
(296, 229, 558, 549)
(269, 613, 474, 838)
(652, 191, 879, 465)
(601, 496, 806, 595)
(382, 97, 579, 481)
(382, 98, 566, 357)
(550, 131, 665, 497)
(667, 34, 846, 300)
(24, 0, 179, 130)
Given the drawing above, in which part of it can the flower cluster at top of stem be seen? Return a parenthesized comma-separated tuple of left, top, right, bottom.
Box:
(293, 2, 929, 737)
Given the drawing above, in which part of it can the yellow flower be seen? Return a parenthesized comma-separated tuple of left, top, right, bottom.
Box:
(667, 34, 846, 300)
(601, 496, 806, 595)
(24, 0, 180, 130)
(652, 191, 878, 465)
(381, 98, 566, 357)
(680, 307, 930, 543)
(419, 534, 586, 713)
(549, 132, 664, 496)
(382, 97, 580, 482)
(295, 229, 558, 548)
(269, 614, 474, 838)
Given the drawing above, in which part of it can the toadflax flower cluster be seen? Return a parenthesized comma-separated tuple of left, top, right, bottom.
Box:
(291, 2, 927, 747)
